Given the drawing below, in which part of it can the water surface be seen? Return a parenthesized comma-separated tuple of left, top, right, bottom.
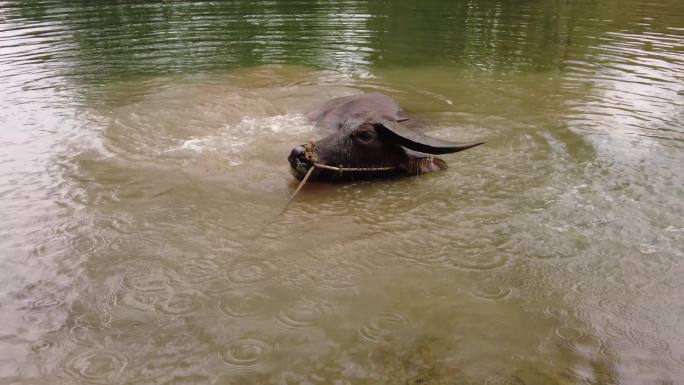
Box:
(1, 1, 683, 384)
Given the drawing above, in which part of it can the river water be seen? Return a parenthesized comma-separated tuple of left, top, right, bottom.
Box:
(1, 1, 683, 384)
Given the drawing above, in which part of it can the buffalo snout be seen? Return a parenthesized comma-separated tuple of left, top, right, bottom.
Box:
(288, 145, 312, 180)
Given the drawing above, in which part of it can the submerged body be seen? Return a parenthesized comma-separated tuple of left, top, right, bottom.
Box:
(288, 93, 484, 181)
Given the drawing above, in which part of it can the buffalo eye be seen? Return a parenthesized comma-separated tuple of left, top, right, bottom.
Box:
(352, 126, 376, 143)
(358, 131, 374, 141)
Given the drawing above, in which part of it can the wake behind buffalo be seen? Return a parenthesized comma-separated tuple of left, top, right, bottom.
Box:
(288, 93, 485, 182)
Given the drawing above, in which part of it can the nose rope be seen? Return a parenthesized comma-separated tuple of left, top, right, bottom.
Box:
(277, 166, 315, 217)
(312, 163, 396, 172)
(303, 142, 319, 163)
(303, 141, 397, 173)
(278, 142, 397, 217)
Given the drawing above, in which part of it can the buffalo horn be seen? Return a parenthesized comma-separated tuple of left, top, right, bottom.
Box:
(375, 120, 485, 155)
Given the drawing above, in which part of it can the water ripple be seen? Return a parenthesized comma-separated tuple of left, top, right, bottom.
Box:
(219, 338, 273, 370)
(120, 291, 158, 313)
(394, 231, 511, 272)
(174, 258, 221, 284)
(218, 291, 276, 319)
(119, 263, 170, 293)
(226, 259, 276, 284)
(29, 338, 59, 353)
(64, 350, 127, 384)
(2, 0, 684, 382)
(154, 293, 203, 317)
(67, 231, 111, 256)
(275, 300, 329, 329)
(358, 312, 409, 344)
(555, 326, 584, 341)
(66, 310, 112, 348)
(469, 281, 513, 301)
(30, 296, 63, 310)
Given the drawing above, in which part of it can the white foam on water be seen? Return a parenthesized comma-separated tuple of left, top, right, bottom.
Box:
(180, 138, 209, 152)
(236, 114, 313, 135)
(167, 114, 314, 158)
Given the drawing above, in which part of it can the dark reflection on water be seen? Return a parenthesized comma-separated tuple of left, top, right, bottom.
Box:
(2, 0, 681, 88)
(1, 0, 683, 384)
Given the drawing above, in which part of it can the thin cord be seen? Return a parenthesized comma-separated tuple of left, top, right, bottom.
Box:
(276, 166, 315, 216)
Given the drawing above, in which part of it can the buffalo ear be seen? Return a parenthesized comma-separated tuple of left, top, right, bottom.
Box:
(374, 120, 485, 155)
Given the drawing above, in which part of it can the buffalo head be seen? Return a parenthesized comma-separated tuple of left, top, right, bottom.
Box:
(288, 114, 484, 182)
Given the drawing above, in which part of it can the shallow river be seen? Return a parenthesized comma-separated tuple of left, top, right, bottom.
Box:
(1, 1, 683, 384)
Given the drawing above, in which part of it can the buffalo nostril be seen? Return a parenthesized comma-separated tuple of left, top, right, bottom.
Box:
(288, 145, 309, 165)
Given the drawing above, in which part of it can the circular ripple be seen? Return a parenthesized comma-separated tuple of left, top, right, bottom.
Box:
(623, 327, 671, 354)
(599, 345, 618, 359)
(218, 291, 274, 319)
(220, 338, 272, 368)
(65, 350, 127, 384)
(275, 301, 327, 328)
(69, 326, 104, 348)
(67, 313, 109, 347)
(176, 258, 220, 284)
(68, 232, 111, 256)
(30, 338, 58, 352)
(358, 312, 409, 343)
(542, 305, 569, 320)
(280, 269, 318, 289)
(227, 260, 275, 284)
(121, 291, 158, 312)
(555, 326, 583, 341)
(469, 283, 512, 301)
(507, 276, 535, 290)
(30, 297, 63, 310)
(154, 293, 203, 316)
(121, 268, 169, 293)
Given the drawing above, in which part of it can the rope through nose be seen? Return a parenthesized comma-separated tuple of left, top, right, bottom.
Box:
(304, 141, 396, 173)
(303, 141, 319, 163)
(276, 141, 397, 217)
(312, 163, 396, 172)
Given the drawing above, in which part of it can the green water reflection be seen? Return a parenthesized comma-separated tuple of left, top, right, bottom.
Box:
(2, 0, 681, 84)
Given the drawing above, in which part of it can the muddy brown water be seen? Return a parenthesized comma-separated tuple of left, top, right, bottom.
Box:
(1, 1, 683, 384)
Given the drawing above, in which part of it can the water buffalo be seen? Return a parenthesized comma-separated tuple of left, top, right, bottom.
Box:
(288, 93, 484, 182)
